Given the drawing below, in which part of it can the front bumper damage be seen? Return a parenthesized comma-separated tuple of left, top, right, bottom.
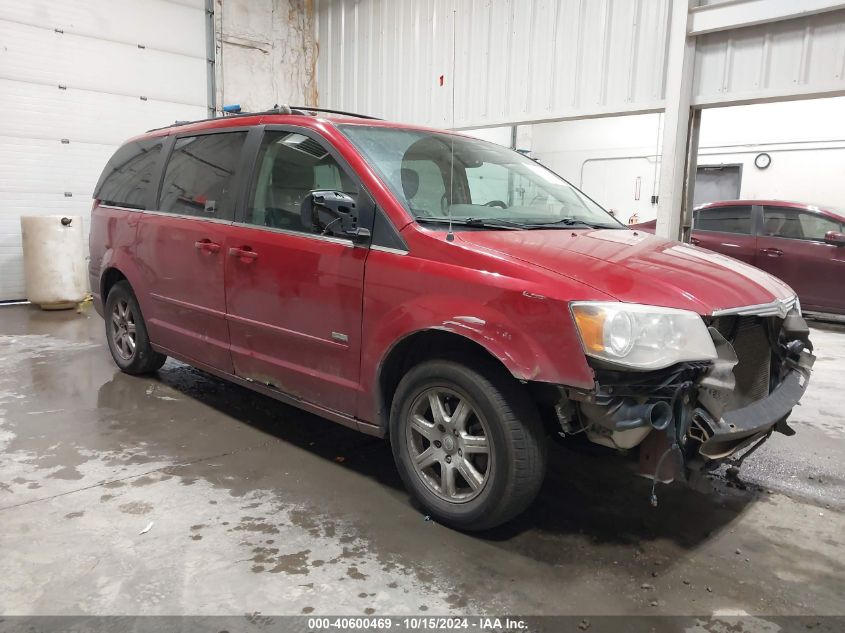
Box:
(556, 308, 815, 497)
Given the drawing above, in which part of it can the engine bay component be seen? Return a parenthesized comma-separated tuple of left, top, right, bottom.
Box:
(559, 305, 814, 504)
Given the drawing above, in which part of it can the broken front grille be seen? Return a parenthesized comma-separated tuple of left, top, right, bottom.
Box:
(712, 315, 772, 411)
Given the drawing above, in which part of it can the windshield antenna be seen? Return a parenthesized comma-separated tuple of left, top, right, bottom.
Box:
(446, 7, 456, 243)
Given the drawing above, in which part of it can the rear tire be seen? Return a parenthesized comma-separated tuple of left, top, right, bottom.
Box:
(390, 358, 547, 531)
(104, 281, 166, 375)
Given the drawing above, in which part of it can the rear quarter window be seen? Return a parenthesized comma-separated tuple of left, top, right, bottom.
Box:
(94, 139, 163, 209)
(158, 132, 247, 219)
(693, 206, 752, 234)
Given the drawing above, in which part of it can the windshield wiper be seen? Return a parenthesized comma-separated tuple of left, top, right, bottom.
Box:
(416, 217, 522, 230)
(535, 218, 623, 229)
(416, 216, 622, 230)
(463, 217, 527, 229)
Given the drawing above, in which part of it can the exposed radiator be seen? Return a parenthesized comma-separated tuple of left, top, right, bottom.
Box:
(713, 316, 772, 411)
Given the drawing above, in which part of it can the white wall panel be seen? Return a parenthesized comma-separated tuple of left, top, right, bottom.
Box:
(0, 0, 208, 300)
(316, 0, 672, 128)
(0, 21, 207, 107)
(693, 8, 845, 105)
(0, 137, 120, 196)
(0, 80, 207, 146)
(0, 0, 206, 58)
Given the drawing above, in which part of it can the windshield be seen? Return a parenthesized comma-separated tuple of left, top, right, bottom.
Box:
(338, 125, 624, 229)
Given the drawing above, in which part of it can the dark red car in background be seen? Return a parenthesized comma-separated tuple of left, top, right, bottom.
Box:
(633, 200, 845, 316)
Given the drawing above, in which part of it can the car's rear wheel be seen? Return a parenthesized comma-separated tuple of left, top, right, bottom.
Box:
(390, 358, 547, 531)
(105, 281, 166, 374)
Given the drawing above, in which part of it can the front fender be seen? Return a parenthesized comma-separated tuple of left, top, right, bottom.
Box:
(357, 273, 596, 424)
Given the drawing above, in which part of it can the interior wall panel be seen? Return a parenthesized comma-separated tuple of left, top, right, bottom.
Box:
(0, 21, 206, 107)
(315, 0, 672, 128)
(0, 0, 208, 301)
(0, 0, 205, 58)
(693, 8, 845, 105)
(0, 80, 207, 146)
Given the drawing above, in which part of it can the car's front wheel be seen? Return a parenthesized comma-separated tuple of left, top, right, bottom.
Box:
(105, 281, 166, 374)
(390, 358, 547, 531)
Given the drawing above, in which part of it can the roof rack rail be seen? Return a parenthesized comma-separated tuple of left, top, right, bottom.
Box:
(284, 106, 382, 120)
(145, 105, 380, 133)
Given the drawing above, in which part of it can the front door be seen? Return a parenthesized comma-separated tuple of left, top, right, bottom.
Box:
(135, 130, 249, 372)
(755, 205, 845, 314)
(224, 129, 371, 415)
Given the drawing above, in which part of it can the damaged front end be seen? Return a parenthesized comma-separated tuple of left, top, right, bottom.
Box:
(558, 299, 814, 500)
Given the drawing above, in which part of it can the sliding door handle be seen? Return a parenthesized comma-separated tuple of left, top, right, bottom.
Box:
(194, 239, 221, 254)
(228, 247, 258, 262)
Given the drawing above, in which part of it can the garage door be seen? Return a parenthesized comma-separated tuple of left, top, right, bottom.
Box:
(0, 0, 209, 301)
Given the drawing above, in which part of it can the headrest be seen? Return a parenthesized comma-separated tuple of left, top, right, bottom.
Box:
(400, 167, 419, 200)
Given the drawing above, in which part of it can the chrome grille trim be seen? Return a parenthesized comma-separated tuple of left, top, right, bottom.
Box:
(711, 296, 797, 319)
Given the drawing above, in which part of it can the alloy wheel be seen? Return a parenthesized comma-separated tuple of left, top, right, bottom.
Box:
(406, 387, 492, 503)
(110, 299, 137, 360)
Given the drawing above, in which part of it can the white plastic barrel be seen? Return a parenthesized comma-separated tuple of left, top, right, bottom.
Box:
(20, 215, 89, 310)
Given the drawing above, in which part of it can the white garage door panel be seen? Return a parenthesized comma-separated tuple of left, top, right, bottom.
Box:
(0, 21, 206, 106)
(0, 137, 116, 196)
(168, 0, 205, 9)
(0, 80, 207, 146)
(0, 0, 205, 59)
(0, 0, 207, 301)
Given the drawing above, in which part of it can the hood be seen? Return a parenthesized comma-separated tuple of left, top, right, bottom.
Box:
(456, 229, 794, 315)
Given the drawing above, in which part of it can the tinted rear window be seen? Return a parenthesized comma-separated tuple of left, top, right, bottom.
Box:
(158, 132, 247, 219)
(94, 139, 163, 209)
(694, 206, 752, 234)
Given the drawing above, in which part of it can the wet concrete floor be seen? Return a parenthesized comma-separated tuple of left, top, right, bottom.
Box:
(1, 304, 844, 616)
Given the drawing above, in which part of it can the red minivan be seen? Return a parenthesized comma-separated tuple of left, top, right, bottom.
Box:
(633, 200, 845, 316)
(89, 108, 815, 530)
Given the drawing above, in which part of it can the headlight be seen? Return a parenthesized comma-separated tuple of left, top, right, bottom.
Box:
(571, 302, 717, 370)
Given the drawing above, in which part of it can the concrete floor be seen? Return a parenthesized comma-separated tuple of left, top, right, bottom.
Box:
(1, 304, 844, 617)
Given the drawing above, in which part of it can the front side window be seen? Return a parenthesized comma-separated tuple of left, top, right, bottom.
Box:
(763, 207, 843, 241)
(95, 139, 162, 210)
(158, 132, 247, 219)
(338, 125, 622, 230)
(693, 206, 752, 234)
(247, 131, 358, 235)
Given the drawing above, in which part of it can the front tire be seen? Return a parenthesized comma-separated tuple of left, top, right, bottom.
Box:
(104, 281, 166, 374)
(390, 358, 547, 531)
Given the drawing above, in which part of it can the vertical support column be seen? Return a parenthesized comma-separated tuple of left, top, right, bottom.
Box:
(656, 0, 696, 240)
(680, 107, 702, 242)
(205, 0, 217, 118)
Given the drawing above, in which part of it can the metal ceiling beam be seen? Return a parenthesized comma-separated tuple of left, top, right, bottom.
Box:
(689, 0, 845, 36)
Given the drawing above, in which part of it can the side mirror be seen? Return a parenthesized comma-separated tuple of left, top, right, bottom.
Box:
(824, 230, 845, 246)
(302, 190, 371, 244)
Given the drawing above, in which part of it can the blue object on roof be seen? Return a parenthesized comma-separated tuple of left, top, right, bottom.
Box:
(222, 104, 242, 114)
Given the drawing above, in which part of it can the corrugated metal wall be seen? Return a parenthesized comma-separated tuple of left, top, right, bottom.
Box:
(315, 0, 673, 128)
(693, 8, 845, 106)
(316, 0, 845, 127)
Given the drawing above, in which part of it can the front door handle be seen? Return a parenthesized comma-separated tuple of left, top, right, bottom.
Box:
(194, 239, 221, 254)
(760, 247, 783, 257)
(690, 237, 701, 246)
(228, 246, 258, 262)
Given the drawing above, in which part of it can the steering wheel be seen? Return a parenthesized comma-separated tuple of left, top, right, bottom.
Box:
(484, 200, 508, 209)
